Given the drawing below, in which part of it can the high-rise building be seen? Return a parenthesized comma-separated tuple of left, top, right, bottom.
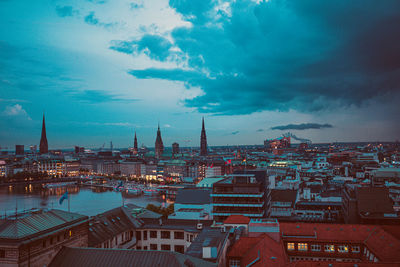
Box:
(200, 117, 208, 156)
(133, 131, 138, 155)
(15, 145, 24, 155)
(39, 114, 48, 154)
(155, 123, 164, 158)
(172, 142, 179, 155)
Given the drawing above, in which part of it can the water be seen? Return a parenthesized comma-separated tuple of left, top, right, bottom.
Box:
(0, 184, 167, 217)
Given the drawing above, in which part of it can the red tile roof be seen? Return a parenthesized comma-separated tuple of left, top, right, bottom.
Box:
(224, 215, 251, 224)
(228, 234, 287, 267)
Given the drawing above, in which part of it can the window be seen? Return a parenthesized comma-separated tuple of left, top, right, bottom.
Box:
(137, 246, 141, 250)
(150, 231, 157, 238)
(338, 245, 349, 253)
(57, 235, 60, 242)
(229, 259, 240, 267)
(42, 240, 46, 248)
(174, 245, 185, 254)
(324, 244, 335, 252)
(0, 249, 5, 258)
(174, 231, 184, 240)
(150, 244, 158, 250)
(143, 230, 148, 240)
(136, 231, 142, 240)
(287, 243, 295, 251)
(161, 244, 171, 251)
(298, 243, 308, 251)
(352, 246, 360, 253)
(161, 231, 170, 239)
(186, 234, 190, 242)
(311, 244, 321, 251)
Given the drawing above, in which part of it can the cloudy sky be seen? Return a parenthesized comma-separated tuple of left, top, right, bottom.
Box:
(1, 0, 399, 149)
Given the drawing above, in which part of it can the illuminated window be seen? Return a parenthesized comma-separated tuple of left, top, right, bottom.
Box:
(311, 244, 321, 251)
(298, 243, 308, 251)
(352, 246, 360, 253)
(338, 245, 349, 253)
(69, 230, 72, 237)
(324, 244, 335, 252)
(287, 243, 295, 250)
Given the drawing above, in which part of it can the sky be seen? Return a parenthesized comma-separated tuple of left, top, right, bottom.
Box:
(0, 0, 399, 149)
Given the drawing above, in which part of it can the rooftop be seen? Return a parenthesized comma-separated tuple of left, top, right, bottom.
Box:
(0, 209, 88, 241)
(49, 247, 217, 267)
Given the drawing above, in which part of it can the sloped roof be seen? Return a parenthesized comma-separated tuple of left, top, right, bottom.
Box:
(224, 215, 251, 224)
(49, 247, 217, 267)
(0, 209, 88, 240)
(228, 234, 287, 267)
(175, 188, 211, 205)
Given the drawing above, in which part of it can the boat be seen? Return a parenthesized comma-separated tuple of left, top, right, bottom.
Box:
(143, 189, 158, 196)
(121, 188, 142, 198)
(42, 182, 76, 189)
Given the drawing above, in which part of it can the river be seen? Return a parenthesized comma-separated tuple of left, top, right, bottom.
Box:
(0, 184, 167, 217)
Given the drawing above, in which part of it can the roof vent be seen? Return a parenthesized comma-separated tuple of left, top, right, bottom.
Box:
(197, 223, 203, 230)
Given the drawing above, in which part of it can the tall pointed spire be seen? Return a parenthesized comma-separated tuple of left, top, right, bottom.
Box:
(200, 117, 208, 156)
(39, 113, 48, 154)
(133, 130, 138, 155)
(155, 123, 164, 158)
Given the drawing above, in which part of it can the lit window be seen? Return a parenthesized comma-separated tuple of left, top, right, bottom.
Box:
(287, 243, 295, 250)
(229, 259, 240, 267)
(311, 244, 321, 251)
(324, 244, 335, 252)
(352, 246, 360, 253)
(298, 243, 308, 251)
(338, 245, 349, 253)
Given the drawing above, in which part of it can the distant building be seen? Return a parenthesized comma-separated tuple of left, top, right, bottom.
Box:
(0, 209, 88, 267)
(342, 184, 399, 224)
(15, 145, 24, 155)
(74, 146, 84, 154)
(211, 174, 265, 222)
(267, 189, 298, 219)
(172, 142, 180, 155)
(155, 124, 164, 159)
(200, 117, 208, 156)
(39, 114, 48, 154)
(170, 188, 212, 220)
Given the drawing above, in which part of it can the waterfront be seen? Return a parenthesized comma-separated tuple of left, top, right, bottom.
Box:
(0, 184, 166, 217)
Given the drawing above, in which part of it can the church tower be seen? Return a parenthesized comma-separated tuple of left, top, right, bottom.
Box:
(39, 114, 48, 154)
(155, 123, 164, 158)
(133, 131, 138, 155)
(200, 117, 208, 156)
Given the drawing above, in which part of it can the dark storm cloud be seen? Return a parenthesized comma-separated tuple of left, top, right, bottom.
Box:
(117, 0, 400, 115)
(271, 123, 333, 131)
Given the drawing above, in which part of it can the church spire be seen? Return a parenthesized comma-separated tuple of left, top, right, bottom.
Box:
(200, 117, 208, 156)
(39, 113, 48, 154)
(133, 130, 138, 155)
(155, 123, 164, 158)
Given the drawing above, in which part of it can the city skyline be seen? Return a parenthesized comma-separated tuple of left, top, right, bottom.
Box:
(1, 0, 400, 148)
